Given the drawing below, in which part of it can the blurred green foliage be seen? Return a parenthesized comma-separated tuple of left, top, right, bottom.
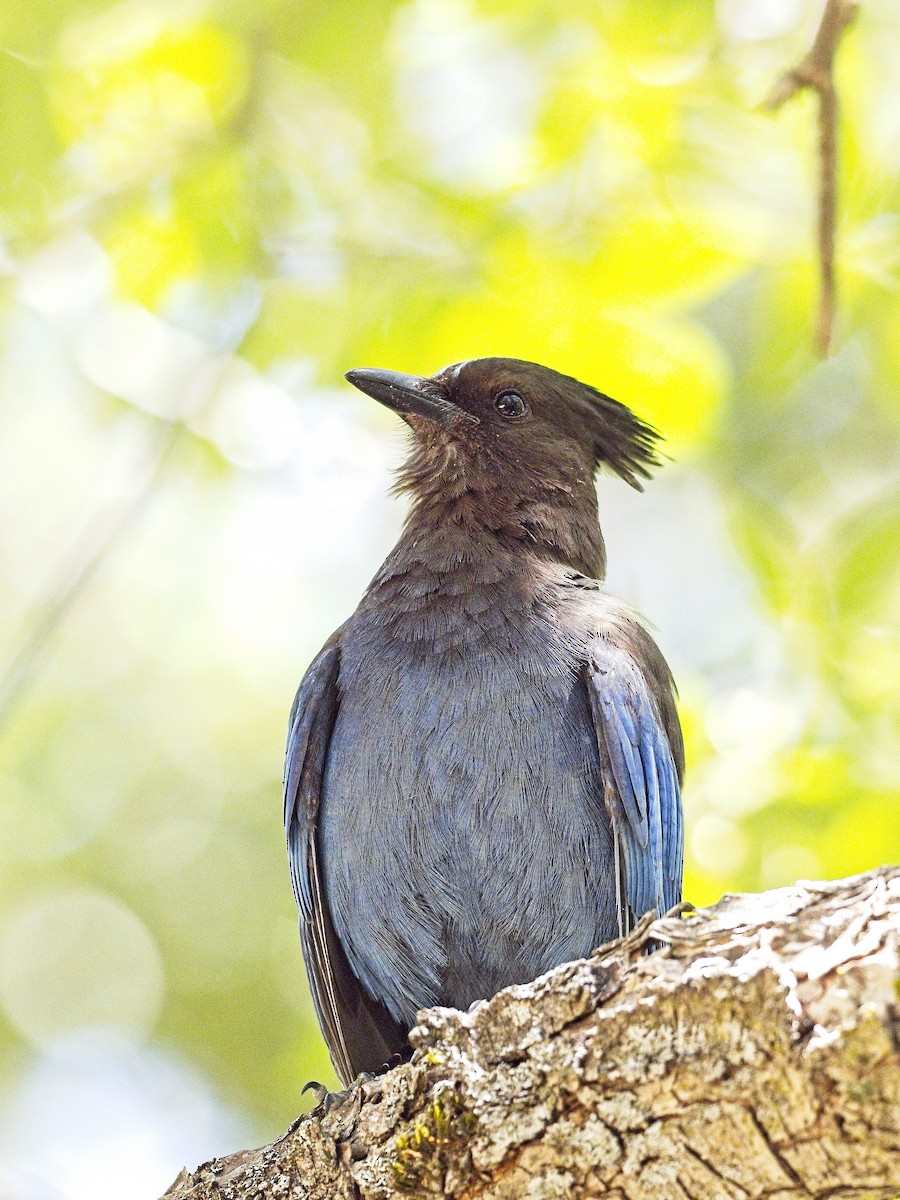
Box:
(0, 0, 897, 1184)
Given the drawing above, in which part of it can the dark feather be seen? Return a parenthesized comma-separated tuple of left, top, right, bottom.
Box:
(284, 633, 406, 1085)
(573, 381, 663, 490)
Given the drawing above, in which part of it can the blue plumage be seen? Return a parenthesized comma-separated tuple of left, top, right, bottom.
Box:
(586, 637, 683, 932)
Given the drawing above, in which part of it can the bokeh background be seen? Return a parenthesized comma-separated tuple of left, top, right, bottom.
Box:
(0, 0, 897, 1195)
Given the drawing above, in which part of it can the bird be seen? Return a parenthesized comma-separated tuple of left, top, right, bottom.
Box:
(284, 357, 684, 1088)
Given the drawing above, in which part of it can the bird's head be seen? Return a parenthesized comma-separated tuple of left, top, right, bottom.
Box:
(346, 357, 661, 494)
(345, 357, 664, 575)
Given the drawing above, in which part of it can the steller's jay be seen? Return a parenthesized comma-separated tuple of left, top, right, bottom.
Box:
(284, 358, 684, 1087)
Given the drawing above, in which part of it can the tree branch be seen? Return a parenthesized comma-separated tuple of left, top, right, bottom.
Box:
(163, 868, 900, 1199)
(765, 0, 859, 356)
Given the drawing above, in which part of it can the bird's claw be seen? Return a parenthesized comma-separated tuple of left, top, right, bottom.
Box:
(301, 1079, 352, 1115)
(277, 1081, 346, 1140)
(300, 1072, 378, 1117)
(301, 1079, 330, 1107)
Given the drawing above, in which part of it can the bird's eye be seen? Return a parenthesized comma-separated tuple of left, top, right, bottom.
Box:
(494, 390, 527, 419)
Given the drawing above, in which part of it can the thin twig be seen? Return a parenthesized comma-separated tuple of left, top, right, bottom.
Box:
(765, 0, 859, 356)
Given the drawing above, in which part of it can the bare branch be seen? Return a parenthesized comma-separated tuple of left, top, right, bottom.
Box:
(163, 869, 900, 1199)
(765, 0, 860, 356)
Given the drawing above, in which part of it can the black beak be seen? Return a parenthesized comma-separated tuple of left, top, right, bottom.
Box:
(345, 368, 477, 428)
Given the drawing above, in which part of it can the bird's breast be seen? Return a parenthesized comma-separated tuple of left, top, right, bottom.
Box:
(319, 586, 617, 1027)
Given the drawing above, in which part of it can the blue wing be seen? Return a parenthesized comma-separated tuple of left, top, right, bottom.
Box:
(585, 634, 683, 935)
(284, 632, 404, 1085)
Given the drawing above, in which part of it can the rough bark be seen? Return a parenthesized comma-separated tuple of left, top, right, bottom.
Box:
(164, 868, 900, 1200)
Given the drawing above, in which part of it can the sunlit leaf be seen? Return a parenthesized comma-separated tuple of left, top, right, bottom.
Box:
(726, 495, 798, 615)
(832, 491, 900, 619)
(48, 13, 248, 186)
(589, 209, 748, 307)
(106, 206, 199, 307)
